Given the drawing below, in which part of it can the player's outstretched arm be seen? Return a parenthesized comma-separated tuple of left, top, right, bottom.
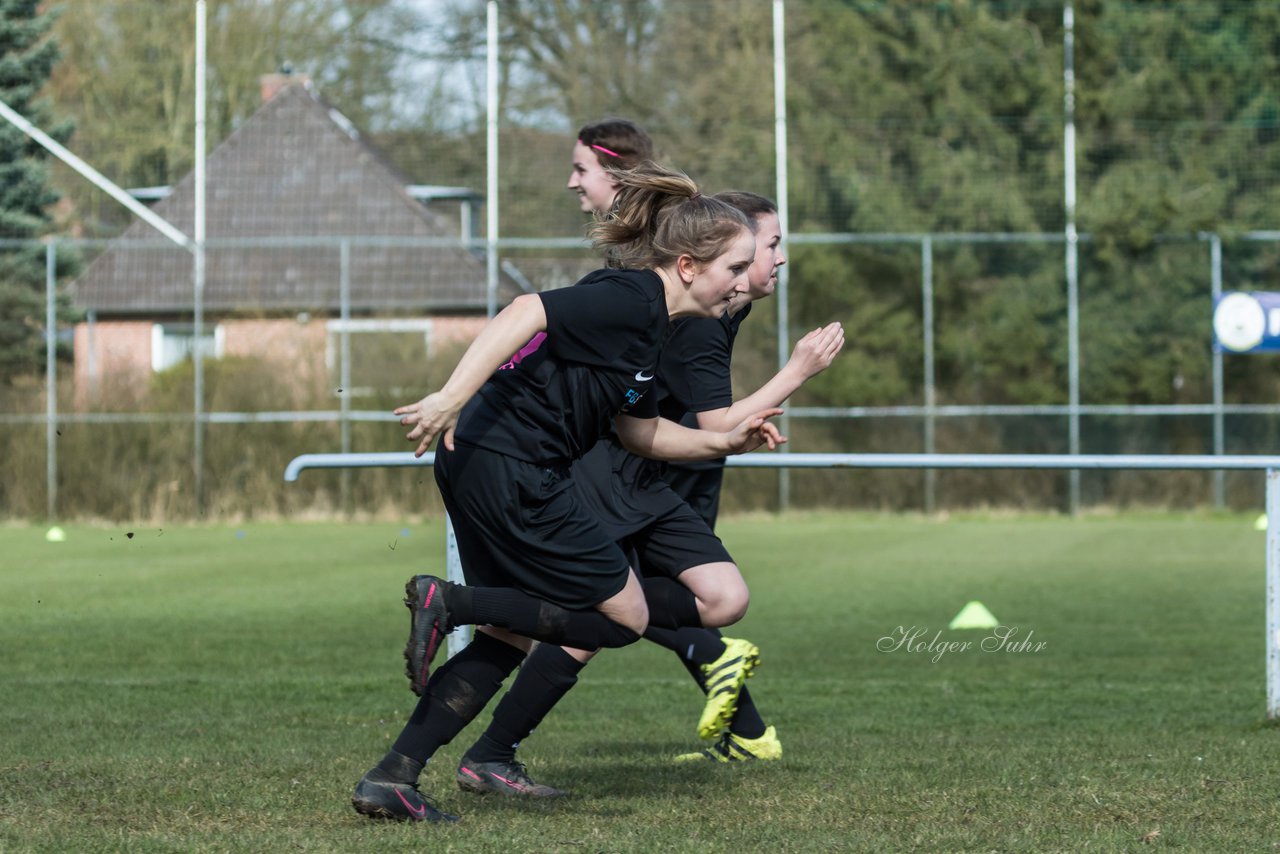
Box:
(394, 294, 547, 456)
(696, 321, 844, 432)
(614, 409, 786, 462)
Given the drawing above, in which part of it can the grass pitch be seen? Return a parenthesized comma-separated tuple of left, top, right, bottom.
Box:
(2, 512, 1278, 851)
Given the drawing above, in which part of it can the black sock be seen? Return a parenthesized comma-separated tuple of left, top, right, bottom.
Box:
(644, 625, 768, 740)
(369, 750, 423, 785)
(390, 631, 526, 764)
(641, 576, 702, 630)
(465, 645, 586, 764)
(447, 583, 639, 648)
(644, 624, 725, 669)
(727, 686, 768, 740)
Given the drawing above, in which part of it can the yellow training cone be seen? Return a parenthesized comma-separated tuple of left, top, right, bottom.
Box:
(949, 600, 999, 630)
(45, 526, 66, 543)
(1255, 514, 1268, 531)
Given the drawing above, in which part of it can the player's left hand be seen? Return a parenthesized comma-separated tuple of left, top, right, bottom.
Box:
(724, 407, 787, 454)
(788, 321, 845, 379)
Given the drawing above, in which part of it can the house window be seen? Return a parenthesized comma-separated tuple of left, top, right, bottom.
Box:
(151, 323, 224, 372)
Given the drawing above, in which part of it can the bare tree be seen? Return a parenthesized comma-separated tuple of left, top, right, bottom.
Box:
(47, 0, 423, 234)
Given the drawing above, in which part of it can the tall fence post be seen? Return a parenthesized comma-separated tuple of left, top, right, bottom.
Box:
(193, 0, 207, 516)
(1210, 233, 1225, 508)
(1063, 1, 1081, 516)
(773, 0, 792, 514)
(1268, 469, 1280, 718)
(45, 241, 57, 520)
(922, 236, 936, 513)
(340, 239, 352, 515)
(485, 0, 499, 320)
(1066, 231, 1081, 515)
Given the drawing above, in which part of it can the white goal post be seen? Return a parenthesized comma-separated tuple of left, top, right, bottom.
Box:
(284, 451, 1280, 719)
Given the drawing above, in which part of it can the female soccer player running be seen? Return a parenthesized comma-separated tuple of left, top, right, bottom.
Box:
(570, 121, 792, 756)
(350, 163, 784, 822)
(655, 190, 843, 761)
(573, 126, 842, 761)
(446, 134, 844, 801)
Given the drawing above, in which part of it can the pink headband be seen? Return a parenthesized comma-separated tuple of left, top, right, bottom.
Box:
(579, 139, 622, 159)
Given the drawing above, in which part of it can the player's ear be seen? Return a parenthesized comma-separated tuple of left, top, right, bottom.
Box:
(676, 253, 700, 285)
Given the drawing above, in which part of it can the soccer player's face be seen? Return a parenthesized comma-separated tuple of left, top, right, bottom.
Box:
(690, 227, 756, 317)
(745, 212, 786, 301)
(567, 142, 618, 214)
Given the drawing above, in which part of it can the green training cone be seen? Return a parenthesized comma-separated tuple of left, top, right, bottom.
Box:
(949, 600, 999, 630)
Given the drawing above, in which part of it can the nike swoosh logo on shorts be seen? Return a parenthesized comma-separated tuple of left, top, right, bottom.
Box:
(635, 370, 654, 381)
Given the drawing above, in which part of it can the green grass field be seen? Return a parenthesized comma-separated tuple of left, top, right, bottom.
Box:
(2, 513, 1279, 852)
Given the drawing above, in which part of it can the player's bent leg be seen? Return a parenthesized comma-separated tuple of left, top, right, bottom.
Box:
(405, 573, 643, 661)
(677, 561, 749, 628)
(593, 568, 649, 636)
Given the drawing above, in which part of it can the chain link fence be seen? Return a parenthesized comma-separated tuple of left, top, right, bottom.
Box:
(2, 0, 1279, 520)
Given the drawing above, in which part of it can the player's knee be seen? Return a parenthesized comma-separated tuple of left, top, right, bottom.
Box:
(616, 599, 649, 636)
(600, 582, 649, 637)
(718, 587, 750, 625)
(593, 595, 647, 644)
(703, 583, 749, 627)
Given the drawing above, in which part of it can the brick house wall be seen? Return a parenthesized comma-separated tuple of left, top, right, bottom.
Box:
(72, 314, 489, 408)
(73, 320, 153, 405)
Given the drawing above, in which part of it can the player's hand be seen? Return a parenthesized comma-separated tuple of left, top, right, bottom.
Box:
(788, 321, 844, 379)
(394, 391, 463, 457)
(724, 407, 787, 455)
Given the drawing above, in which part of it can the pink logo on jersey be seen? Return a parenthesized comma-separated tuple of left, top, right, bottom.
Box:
(500, 332, 547, 370)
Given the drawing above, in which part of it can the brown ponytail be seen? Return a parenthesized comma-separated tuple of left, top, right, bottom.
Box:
(590, 162, 749, 270)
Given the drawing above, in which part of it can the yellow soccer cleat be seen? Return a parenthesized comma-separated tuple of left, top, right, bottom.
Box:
(675, 725, 783, 763)
(696, 637, 761, 740)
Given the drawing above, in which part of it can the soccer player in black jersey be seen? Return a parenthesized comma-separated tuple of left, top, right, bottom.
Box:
(443, 136, 845, 799)
(350, 162, 786, 822)
(570, 133, 840, 763)
(655, 191, 843, 761)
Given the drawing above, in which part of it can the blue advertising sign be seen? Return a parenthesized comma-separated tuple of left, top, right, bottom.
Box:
(1213, 292, 1280, 353)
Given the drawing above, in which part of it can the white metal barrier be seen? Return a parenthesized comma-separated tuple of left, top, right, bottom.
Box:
(284, 451, 1280, 718)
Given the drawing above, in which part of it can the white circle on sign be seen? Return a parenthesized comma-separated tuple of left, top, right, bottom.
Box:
(1213, 292, 1266, 352)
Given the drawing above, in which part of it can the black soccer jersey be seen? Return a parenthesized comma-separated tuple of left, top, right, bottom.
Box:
(657, 301, 751, 420)
(653, 301, 753, 471)
(452, 269, 666, 466)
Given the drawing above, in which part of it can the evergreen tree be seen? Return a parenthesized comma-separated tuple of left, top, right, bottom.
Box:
(0, 0, 76, 382)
